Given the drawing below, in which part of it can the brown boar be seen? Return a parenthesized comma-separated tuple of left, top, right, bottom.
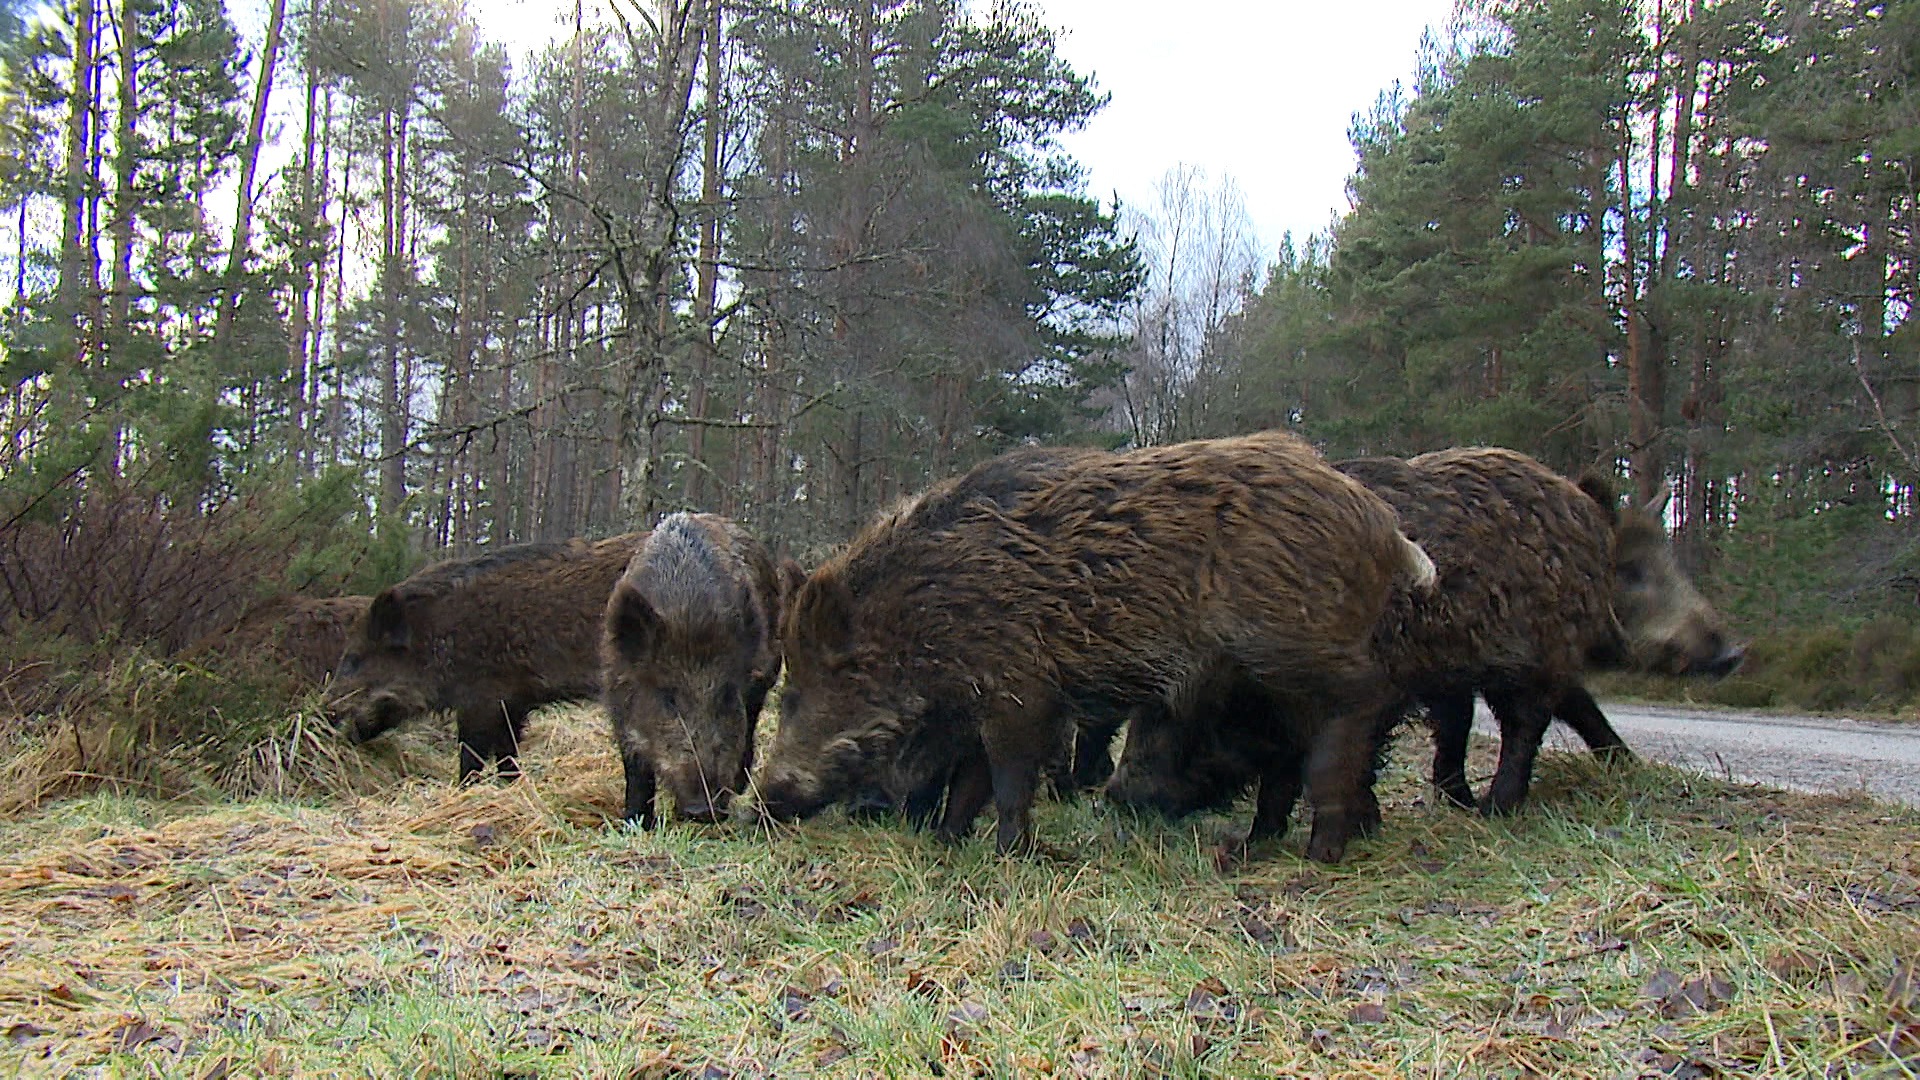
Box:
(602, 513, 783, 826)
(329, 533, 644, 782)
(756, 431, 1437, 863)
(1107, 449, 1741, 826)
(182, 595, 371, 689)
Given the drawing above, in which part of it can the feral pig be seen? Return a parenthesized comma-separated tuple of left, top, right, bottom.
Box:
(182, 595, 372, 689)
(602, 513, 785, 826)
(1106, 449, 1741, 830)
(329, 533, 644, 782)
(757, 431, 1437, 863)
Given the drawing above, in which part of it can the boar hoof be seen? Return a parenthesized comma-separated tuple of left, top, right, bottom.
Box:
(1305, 826, 1351, 865)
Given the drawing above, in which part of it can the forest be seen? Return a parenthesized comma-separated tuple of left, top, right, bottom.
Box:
(1, 0, 1917, 709)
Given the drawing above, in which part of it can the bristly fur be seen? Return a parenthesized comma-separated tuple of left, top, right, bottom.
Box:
(601, 513, 783, 826)
(760, 430, 1432, 863)
(329, 533, 646, 782)
(1110, 447, 1738, 824)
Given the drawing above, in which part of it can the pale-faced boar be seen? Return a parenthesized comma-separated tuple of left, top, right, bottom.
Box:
(757, 431, 1437, 863)
(602, 513, 783, 826)
(183, 595, 371, 689)
(329, 534, 644, 782)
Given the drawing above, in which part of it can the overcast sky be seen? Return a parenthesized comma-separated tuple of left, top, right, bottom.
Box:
(278, 0, 1456, 260)
(1024, 1, 1455, 254)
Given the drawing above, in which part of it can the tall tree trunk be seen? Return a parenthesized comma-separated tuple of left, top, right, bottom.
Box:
(107, 0, 136, 383)
(1619, 120, 1657, 507)
(215, 0, 286, 356)
(289, 59, 322, 470)
(378, 101, 408, 521)
(58, 0, 100, 361)
(685, 0, 724, 510)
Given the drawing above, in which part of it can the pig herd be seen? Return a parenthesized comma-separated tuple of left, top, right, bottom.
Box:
(307, 430, 1740, 865)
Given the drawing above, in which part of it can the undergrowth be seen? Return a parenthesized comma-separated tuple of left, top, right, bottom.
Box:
(0, 706, 1915, 1078)
(0, 634, 440, 815)
(1594, 615, 1920, 718)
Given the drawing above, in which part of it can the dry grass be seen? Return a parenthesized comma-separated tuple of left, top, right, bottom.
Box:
(1, 705, 1917, 1078)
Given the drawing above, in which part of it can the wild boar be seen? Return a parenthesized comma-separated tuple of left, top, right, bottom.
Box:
(182, 595, 371, 689)
(602, 513, 783, 826)
(1107, 449, 1741, 827)
(756, 431, 1437, 863)
(330, 533, 644, 782)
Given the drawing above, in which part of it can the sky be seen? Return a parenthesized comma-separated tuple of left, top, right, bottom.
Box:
(449, 0, 1457, 259)
(1023, 1, 1456, 254)
(228, 0, 1457, 262)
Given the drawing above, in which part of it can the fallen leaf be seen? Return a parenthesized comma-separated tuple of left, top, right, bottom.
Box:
(1642, 968, 1683, 1002)
(5, 1023, 49, 1044)
(469, 823, 497, 848)
(1348, 1002, 1388, 1024)
(865, 936, 899, 957)
(1188, 1032, 1211, 1058)
(1066, 917, 1094, 941)
(1765, 949, 1823, 981)
(1890, 959, 1920, 1014)
(104, 884, 136, 905)
(946, 1000, 988, 1034)
(113, 1020, 163, 1051)
(1027, 929, 1057, 953)
(370, 840, 391, 854)
(1307, 1027, 1334, 1052)
(198, 1057, 233, 1080)
(1121, 994, 1176, 1015)
(816, 1044, 851, 1067)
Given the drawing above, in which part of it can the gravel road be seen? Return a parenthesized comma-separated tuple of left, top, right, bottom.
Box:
(1477, 702, 1920, 808)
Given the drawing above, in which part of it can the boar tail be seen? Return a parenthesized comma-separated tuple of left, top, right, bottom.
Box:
(1397, 533, 1438, 593)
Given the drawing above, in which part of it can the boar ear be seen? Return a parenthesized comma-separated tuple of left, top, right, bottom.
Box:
(778, 558, 808, 607)
(606, 582, 661, 662)
(366, 590, 411, 651)
(1642, 482, 1672, 520)
(793, 571, 854, 655)
(1575, 471, 1618, 526)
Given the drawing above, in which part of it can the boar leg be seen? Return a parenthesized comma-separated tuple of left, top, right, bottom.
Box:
(456, 704, 527, 784)
(1059, 710, 1125, 796)
(495, 706, 531, 782)
(455, 709, 494, 784)
(1301, 707, 1381, 865)
(622, 749, 658, 827)
(936, 747, 993, 844)
(1248, 759, 1303, 842)
(1552, 685, 1635, 764)
(989, 755, 1043, 855)
(1479, 685, 1553, 815)
(1424, 689, 1478, 810)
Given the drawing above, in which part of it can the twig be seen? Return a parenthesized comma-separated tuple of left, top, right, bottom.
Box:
(1852, 338, 1920, 476)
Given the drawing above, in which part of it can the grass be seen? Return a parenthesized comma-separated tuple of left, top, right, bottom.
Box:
(1594, 616, 1920, 721)
(1, 706, 1917, 1077)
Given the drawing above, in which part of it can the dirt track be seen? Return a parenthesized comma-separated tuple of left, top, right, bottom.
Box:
(1480, 702, 1920, 808)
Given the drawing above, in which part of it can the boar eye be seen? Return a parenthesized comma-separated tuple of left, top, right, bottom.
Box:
(340, 654, 362, 676)
(1619, 564, 1646, 588)
(658, 687, 680, 713)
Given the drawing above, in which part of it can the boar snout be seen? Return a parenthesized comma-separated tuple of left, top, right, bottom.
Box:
(756, 770, 832, 823)
(1689, 633, 1745, 678)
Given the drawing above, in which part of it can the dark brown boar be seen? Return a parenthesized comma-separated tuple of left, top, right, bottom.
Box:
(182, 595, 371, 689)
(602, 513, 783, 826)
(1108, 449, 1741, 826)
(329, 533, 644, 782)
(756, 431, 1437, 863)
